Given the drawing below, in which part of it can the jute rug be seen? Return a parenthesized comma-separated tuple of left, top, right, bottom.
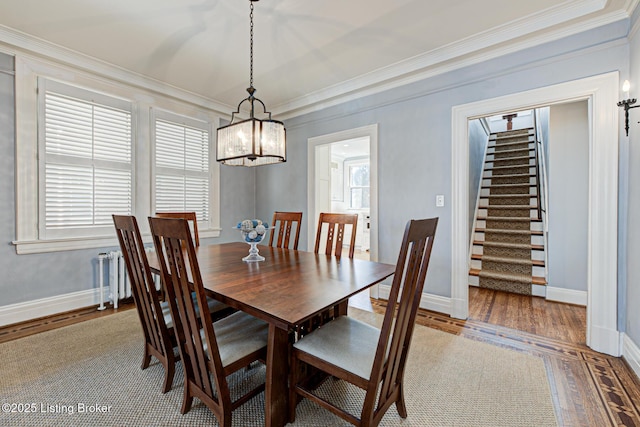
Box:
(0, 309, 557, 426)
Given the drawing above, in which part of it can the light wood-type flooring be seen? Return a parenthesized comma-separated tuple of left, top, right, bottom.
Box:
(1, 287, 639, 426)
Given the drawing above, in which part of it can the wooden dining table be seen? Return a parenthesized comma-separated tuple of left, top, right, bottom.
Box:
(149, 241, 395, 427)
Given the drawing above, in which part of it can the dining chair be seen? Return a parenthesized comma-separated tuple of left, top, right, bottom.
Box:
(268, 211, 303, 250)
(289, 217, 438, 427)
(113, 214, 178, 394)
(113, 215, 232, 394)
(155, 212, 200, 246)
(314, 212, 358, 258)
(299, 212, 359, 335)
(148, 216, 269, 424)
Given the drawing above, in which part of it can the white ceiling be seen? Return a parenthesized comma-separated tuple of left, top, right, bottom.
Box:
(0, 0, 636, 118)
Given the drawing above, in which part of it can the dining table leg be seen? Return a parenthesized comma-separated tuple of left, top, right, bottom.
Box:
(265, 323, 289, 427)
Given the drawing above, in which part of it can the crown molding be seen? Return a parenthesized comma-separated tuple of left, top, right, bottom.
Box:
(628, 0, 640, 38)
(275, 1, 630, 119)
(0, 0, 633, 122)
(0, 25, 233, 116)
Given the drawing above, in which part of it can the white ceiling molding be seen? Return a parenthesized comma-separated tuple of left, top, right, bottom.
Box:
(0, 25, 234, 116)
(275, 2, 633, 119)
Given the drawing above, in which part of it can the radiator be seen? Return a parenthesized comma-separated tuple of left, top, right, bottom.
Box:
(98, 248, 157, 310)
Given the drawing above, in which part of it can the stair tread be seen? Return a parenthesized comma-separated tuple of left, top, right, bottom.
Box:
(468, 268, 546, 285)
(487, 147, 534, 153)
(473, 240, 544, 250)
(482, 183, 535, 188)
(471, 253, 545, 266)
(485, 155, 534, 163)
(481, 205, 537, 209)
(476, 216, 542, 222)
(475, 228, 543, 236)
(484, 172, 536, 178)
(489, 140, 533, 148)
(481, 194, 534, 198)
(486, 165, 533, 172)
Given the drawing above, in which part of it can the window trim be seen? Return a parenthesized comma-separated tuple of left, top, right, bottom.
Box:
(37, 77, 135, 240)
(13, 55, 221, 254)
(150, 108, 220, 234)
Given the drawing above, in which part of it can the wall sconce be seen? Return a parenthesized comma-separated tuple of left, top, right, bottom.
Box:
(618, 80, 638, 137)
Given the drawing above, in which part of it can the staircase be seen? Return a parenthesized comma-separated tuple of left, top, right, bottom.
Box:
(469, 128, 547, 296)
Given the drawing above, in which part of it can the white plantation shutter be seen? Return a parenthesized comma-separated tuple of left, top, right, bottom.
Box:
(154, 115, 210, 225)
(40, 79, 133, 238)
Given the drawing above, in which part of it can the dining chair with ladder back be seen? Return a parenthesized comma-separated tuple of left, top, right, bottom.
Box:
(268, 211, 303, 250)
(113, 215, 232, 393)
(149, 216, 269, 425)
(155, 212, 200, 247)
(289, 217, 438, 427)
(298, 212, 359, 336)
(314, 212, 358, 258)
(113, 214, 177, 393)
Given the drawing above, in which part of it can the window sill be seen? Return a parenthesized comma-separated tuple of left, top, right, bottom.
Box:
(13, 228, 221, 254)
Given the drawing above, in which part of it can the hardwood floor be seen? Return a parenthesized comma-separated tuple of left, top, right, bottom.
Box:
(468, 286, 587, 344)
(2, 289, 639, 426)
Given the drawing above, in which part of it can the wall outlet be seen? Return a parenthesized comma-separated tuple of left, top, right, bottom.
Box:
(436, 194, 445, 207)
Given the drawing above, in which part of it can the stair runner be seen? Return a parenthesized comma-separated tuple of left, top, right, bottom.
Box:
(470, 128, 545, 295)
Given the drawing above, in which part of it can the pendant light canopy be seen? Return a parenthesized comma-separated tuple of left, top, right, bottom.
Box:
(216, 0, 286, 167)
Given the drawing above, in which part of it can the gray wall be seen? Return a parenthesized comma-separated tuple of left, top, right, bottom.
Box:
(0, 50, 255, 307)
(626, 7, 640, 343)
(256, 20, 630, 300)
(468, 119, 489, 239)
(547, 101, 589, 291)
(0, 14, 634, 338)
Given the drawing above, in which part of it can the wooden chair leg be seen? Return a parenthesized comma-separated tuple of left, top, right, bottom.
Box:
(181, 384, 194, 414)
(161, 358, 175, 394)
(141, 345, 152, 369)
(395, 381, 407, 418)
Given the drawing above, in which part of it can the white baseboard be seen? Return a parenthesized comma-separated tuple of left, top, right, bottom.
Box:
(377, 284, 452, 316)
(546, 286, 587, 306)
(623, 333, 640, 381)
(0, 289, 103, 327)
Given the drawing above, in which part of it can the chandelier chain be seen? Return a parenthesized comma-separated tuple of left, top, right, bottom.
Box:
(249, 1, 254, 89)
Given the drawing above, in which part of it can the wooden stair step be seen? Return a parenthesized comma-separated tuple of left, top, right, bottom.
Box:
(471, 253, 545, 266)
(482, 183, 536, 189)
(485, 155, 534, 163)
(481, 194, 533, 199)
(475, 228, 543, 236)
(481, 205, 537, 210)
(489, 140, 533, 148)
(486, 164, 532, 172)
(468, 268, 546, 285)
(487, 147, 534, 155)
(473, 240, 544, 250)
(485, 172, 536, 179)
(476, 216, 542, 222)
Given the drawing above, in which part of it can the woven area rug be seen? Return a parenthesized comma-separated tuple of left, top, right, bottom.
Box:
(0, 309, 557, 426)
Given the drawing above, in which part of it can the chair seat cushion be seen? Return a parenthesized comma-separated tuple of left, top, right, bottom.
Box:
(160, 293, 228, 329)
(293, 315, 380, 380)
(202, 311, 269, 367)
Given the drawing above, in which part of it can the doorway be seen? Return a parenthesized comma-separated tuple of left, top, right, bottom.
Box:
(452, 72, 619, 356)
(307, 124, 379, 296)
(468, 106, 589, 343)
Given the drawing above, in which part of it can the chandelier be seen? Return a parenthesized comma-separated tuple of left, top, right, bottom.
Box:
(216, 0, 286, 167)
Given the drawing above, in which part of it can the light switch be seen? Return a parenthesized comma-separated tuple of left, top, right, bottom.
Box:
(436, 194, 445, 207)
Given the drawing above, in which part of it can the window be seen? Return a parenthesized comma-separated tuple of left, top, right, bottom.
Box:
(14, 56, 221, 254)
(38, 78, 133, 239)
(153, 111, 211, 228)
(349, 163, 370, 209)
